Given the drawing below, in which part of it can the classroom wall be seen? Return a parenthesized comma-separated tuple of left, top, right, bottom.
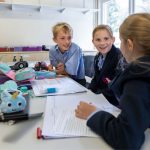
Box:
(0, 0, 96, 50)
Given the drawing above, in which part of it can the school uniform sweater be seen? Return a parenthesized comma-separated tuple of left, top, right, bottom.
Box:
(88, 45, 122, 105)
(87, 55, 150, 149)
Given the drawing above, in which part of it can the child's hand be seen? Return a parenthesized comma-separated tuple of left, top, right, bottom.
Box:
(75, 101, 97, 120)
(47, 64, 54, 71)
(105, 77, 111, 83)
(56, 63, 65, 74)
(102, 77, 111, 84)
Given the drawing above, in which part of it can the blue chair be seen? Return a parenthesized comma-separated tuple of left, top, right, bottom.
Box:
(83, 55, 95, 78)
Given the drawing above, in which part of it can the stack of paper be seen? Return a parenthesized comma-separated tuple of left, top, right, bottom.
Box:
(41, 93, 120, 139)
(42, 98, 98, 138)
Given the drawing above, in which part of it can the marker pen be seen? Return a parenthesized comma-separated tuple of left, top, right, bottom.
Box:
(37, 127, 42, 139)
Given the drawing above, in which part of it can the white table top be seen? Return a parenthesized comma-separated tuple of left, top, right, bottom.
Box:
(0, 90, 150, 150)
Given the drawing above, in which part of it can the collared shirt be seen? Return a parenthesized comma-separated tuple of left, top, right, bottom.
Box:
(49, 42, 85, 79)
(97, 54, 106, 70)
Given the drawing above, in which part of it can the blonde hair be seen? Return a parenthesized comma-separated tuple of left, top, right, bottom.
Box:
(52, 22, 73, 39)
(92, 25, 113, 39)
(119, 13, 150, 55)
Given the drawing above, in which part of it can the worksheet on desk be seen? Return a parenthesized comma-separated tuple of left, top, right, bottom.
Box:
(31, 77, 87, 96)
(42, 95, 120, 138)
(42, 96, 98, 138)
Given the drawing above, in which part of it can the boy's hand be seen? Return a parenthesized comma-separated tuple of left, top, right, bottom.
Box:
(56, 63, 65, 74)
(48, 64, 54, 71)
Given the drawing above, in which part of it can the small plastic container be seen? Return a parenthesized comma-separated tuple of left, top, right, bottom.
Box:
(47, 87, 57, 93)
(20, 86, 29, 99)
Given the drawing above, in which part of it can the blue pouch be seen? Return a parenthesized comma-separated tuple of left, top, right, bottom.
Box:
(0, 89, 26, 113)
(15, 67, 35, 81)
(0, 80, 18, 94)
(35, 71, 56, 79)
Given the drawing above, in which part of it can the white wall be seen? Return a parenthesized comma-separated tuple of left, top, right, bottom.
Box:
(0, 0, 96, 50)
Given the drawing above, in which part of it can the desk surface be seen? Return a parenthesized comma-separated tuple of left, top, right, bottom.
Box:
(0, 90, 150, 150)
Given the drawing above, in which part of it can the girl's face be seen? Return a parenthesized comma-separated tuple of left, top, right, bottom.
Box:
(92, 29, 115, 55)
(53, 30, 72, 53)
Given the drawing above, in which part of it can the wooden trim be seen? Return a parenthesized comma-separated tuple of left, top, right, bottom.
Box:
(0, 51, 49, 62)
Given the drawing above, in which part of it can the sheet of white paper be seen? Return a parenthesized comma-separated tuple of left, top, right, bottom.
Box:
(31, 77, 87, 96)
(53, 109, 97, 137)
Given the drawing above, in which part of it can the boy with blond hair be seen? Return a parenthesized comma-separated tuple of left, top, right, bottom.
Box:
(48, 22, 86, 86)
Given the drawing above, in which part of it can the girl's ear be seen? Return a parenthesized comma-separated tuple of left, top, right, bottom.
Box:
(112, 37, 115, 43)
(127, 39, 134, 52)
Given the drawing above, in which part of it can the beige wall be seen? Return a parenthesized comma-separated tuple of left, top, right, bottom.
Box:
(0, 51, 49, 62)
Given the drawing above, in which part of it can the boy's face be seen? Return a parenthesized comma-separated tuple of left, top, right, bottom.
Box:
(92, 29, 115, 55)
(53, 30, 72, 53)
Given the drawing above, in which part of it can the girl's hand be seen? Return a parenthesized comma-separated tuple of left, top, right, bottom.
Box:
(75, 101, 97, 120)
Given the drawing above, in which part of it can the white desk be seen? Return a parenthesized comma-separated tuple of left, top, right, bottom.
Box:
(0, 90, 150, 150)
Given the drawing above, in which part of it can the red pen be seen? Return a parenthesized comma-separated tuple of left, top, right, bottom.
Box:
(37, 127, 42, 139)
